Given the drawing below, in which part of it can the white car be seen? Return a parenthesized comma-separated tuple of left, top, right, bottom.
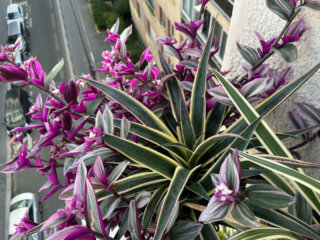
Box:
(7, 20, 26, 52)
(9, 193, 42, 240)
(6, 4, 24, 28)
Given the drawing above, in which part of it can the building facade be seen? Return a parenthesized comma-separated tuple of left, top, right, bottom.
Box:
(129, 0, 233, 68)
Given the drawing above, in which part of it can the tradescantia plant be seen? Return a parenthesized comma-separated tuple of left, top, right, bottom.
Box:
(1, 0, 320, 239)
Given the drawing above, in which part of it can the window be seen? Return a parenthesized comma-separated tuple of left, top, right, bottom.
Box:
(182, 0, 197, 20)
(159, 7, 165, 27)
(169, 21, 174, 36)
(212, 20, 222, 49)
(150, 24, 157, 45)
(147, 0, 154, 12)
(219, 31, 228, 60)
(213, 0, 234, 18)
(138, 2, 144, 25)
(201, 10, 211, 38)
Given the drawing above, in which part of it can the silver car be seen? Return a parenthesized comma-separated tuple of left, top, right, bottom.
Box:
(9, 193, 42, 240)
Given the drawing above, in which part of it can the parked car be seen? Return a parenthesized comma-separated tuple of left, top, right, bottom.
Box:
(8, 193, 42, 239)
(6, 4, 25, 29)
(7, 20, 27, 52)
(5, 88, 32, 135)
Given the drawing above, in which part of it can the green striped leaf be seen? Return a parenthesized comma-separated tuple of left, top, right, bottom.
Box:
(86, 179, 108, 237)
(245, 200, 320, 240)
(97, 172, 165, 201)
(108, 160, 129, 187)
(142, 185, 168, 229)
(187, 182, 210, 201)
(213, 69, 290, 156)
(154, 166, 193, 240)
(44, 59, 64, 87)
(189, 133, 242, 167)
(230, 227, 304, 240)
(251, 154, 320, 168)
(190, 30, 214, 140)
(104, 134, 179, 179)
(83, 77, 173, 136)
(224, 62, 320, 142)
(199, 117, 263, 192)
(214, 69, 320, 213)
(128, 200, 142, 240)
(205, 103, 225, 138)
(191, 210, 219, 240)
(164, 221, 203, 240)
(231, 201, 260, 228)
(239, 151, 320, 195)
(167, 76, 196, 149)
(113, 119, 187, 160)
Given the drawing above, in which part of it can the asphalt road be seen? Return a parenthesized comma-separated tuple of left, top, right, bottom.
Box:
(11, 0, 69, 233)
(2, 0, 107, 237)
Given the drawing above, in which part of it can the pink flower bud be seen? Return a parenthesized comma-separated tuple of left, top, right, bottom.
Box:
(0, 64, 28, 83)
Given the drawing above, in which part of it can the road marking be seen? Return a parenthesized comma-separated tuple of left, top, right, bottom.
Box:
(55, 0, 74, 77)
(53, 33, 60, 52)
(75, 0, 99, 80)
(48, 0, 53, 10)
(90, 51, 95, 63)
(51, 13, 56, 29)
(29, 18, 32, 28)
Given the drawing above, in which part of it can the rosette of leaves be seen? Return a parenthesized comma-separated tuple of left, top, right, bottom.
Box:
(73, 29, 320, 240)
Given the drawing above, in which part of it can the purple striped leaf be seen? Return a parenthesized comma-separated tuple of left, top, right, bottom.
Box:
(266, 0, 293, 20)
(120, 116, 130, 139)
(241, 77, 273, 98)
(288, 111, 309, 139)
(135, 191, 152, 209)
(294, 102, 320, 124)
(86, 178, 108, 238)
(100, 196, 121, 220)
(180, 48, 202, 58)
(93, 156, 107, 185)
(40, 210, 68, 231)
(303, 1, 320, 10)
(246, 184, 295, 209)
(207, 86, 233, 106)
(47, 225, 95, 240)
(231, 202, 261, 228)
(128, 200, 143, 240)
(288, 192, 313, 224)
(199, 201, 235, 223)
(74, 160, 87, 203)
(236, 42, 260, 66)
(180, 81, 193, 92)
(163, 45, 181, 59)
(276, 44, 298, 62)
(180, 60, 199, 69)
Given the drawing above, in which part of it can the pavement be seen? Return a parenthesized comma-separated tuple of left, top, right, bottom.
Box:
(0, 0, 109, 238)
(0, 0, 11, 238)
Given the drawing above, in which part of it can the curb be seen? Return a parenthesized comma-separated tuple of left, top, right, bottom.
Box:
(55, 0, 74, 78)
(4, 83, 12, 238)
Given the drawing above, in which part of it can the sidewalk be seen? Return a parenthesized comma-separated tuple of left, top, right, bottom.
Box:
(59, 0, 107, 80)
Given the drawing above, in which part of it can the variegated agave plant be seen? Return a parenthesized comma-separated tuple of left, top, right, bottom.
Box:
(65, 31, 320, 239)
